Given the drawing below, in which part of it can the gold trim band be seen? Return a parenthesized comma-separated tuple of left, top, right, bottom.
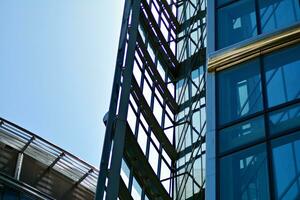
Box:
(208, 25, 300, 72)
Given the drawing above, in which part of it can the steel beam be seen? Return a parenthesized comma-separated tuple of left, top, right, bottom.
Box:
(124, 124, 171, 200)
(95, 0, 133, 199)
(14, 153, 23, 180)
(105, 0, 141, 199)
(131, 77, 177, 160)
(136, 34, 178, 113)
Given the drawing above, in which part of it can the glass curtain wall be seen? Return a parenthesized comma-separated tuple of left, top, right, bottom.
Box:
(217, 43, 300, 200)
(120, 0, 177, 198)
(99, 0, 207, 199)
(216, 0, 300, 49)
(175, 0, 207, 199)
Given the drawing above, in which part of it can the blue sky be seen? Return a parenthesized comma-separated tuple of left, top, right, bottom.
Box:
(0, 0, 124, 166)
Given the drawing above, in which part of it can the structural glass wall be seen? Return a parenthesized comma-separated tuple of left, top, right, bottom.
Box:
(206, 0, 300, 200)
(95, 0, 207, 199)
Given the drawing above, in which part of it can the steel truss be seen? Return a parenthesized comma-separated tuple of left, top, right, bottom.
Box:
(95, 0, 207, 199)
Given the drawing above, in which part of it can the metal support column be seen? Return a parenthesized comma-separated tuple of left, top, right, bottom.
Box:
(14, 153, 23, 180)
(95, 0, 133, 199)
(105, 0, 141, 199)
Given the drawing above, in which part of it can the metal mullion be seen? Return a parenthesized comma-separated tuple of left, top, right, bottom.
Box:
(164, 8, 175, 195)
(156, 0, 179, 32)
(143, 11, 152, 165)
(188, 75, 193, 152)
(139, 13, 177, 78)
(173, 3, 179, 195)
(219, 125, 300, 160)
(142, 119, 173, 170)
(141, 0, 178, 66)
(156, 2, 164, 181)
(131, 3, 151, 197)
(216, 0, 239, 9)
(131, 89, 173, 170)
(105, 0, 141, 198)
(217, 110, 264, 130)
(128, 33, 149, 198)
(147, 0, 161, 169)
(177, 0, 201, 61)
(177, 85, 203, 151)
(136, 37, 178, 113)
(175, 71, 206, 199)
(259, 53, 275, 199)
(218, 98, 300, 131)
(95, 0, 134, 198)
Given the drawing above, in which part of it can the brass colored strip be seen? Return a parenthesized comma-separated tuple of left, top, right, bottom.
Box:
(208, 25, 300, 72)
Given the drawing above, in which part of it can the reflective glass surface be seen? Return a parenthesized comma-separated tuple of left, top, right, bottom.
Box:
(217, 0, 235, 7)
(264, 44, 300, 107)
(219, 116, 265, 153)
(259, 0, 300, 33)
(272, 131, 300, 200)
(218, 59, 263, 125)
(217, 0, 257, 49)
(220, 144, 270, 200)
(269, 103, 300, 136)
(216, 0, 300, 50)
(0, 188, 35, 200)
(131, 178, 142, 200)
(3, 189, 17, 200)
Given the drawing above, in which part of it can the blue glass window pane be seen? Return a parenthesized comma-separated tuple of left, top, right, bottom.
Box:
(264, 44, 300, 107)
(220, 144, 270, 200)
(218, 59, 263, 125)
(20, 194, 34, 200)
(217, 0, 257, 49)
(269, 103, 300, 135)
(219, 116, 265, 153)
(272, 131, 300, 200)
(131, 177, 142, 199)
(3, 189, 18, 200)
(217, 0, 236, 7)
(259, 0, 300, 34)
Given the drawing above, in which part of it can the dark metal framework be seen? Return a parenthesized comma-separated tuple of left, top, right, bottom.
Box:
(95, 0, 207, 199)
(0, 117, 99, 200)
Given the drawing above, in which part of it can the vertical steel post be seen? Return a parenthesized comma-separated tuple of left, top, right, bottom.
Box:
(95, 0, 133, 199)
(105, 0, 141, 199)
(14, 153, 24, 180)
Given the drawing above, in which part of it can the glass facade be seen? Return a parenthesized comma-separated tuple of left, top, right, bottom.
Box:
(264, 44, 300, 107)
(219, 116, 265, 153)
(220, 144, 270, 200)
(98, 0, 207, 199)
(216, 0, 300, 49)
(217, 0, 257, 49)
(217, 43, 300, 199)
(97, 0, 300, 199)
(259, 0, 300, 34)
(272, 131, 300, 200)
(217, 59, 263, 125)
(175, 66, 206, 199)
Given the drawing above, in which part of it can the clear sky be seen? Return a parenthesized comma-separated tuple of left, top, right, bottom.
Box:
(0, 0, 124, 166)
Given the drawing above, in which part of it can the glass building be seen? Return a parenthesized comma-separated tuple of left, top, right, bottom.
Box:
(207, 0, 300, 200)
(95, 0, 206, 199)
(0, 117, 99, 200)
(96, 0, 300, 200)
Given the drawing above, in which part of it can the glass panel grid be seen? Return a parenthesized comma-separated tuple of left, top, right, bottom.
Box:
(217, 43, 300, 200)
(216, 0, 300, 49)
